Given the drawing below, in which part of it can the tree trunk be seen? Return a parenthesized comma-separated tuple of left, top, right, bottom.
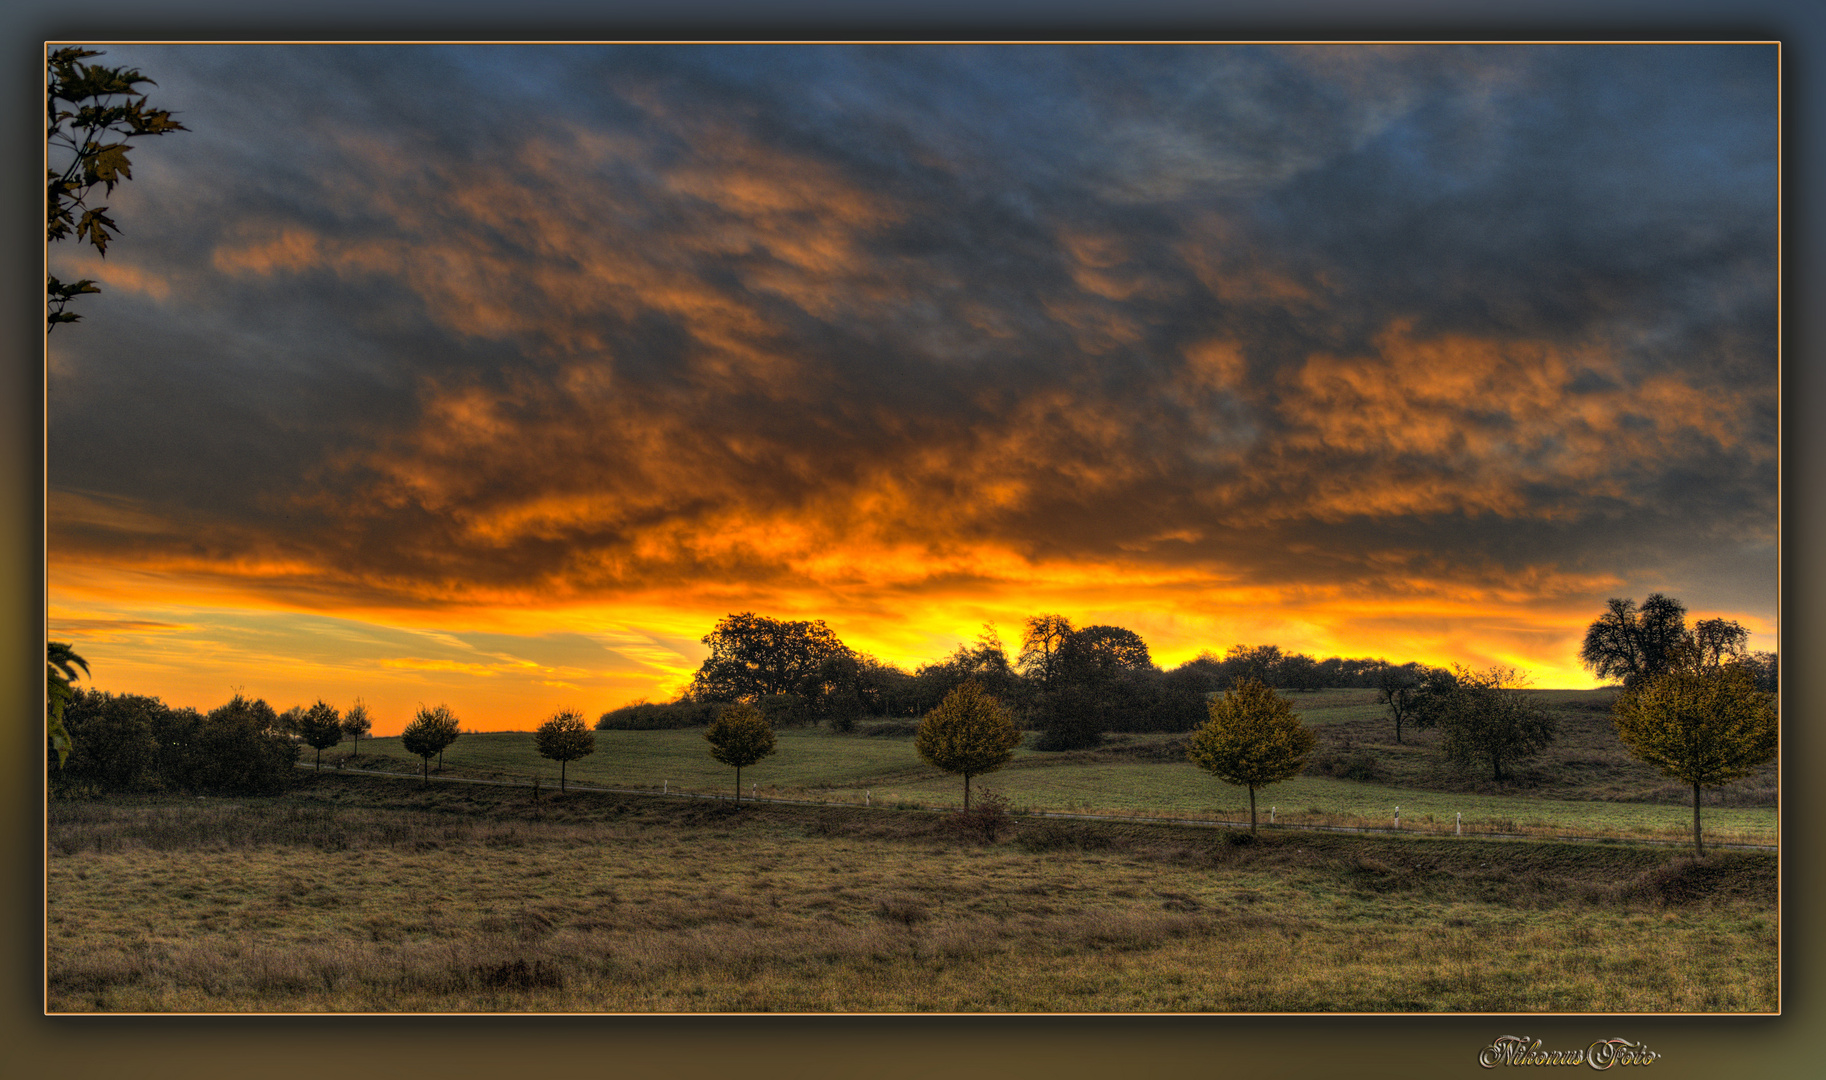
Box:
(965, 772, 972, 811)
(1493, 756, 1504, 782)
(422, 756, 428, 782)
(1249, 786, 1257, 834)
(315, 747, 321, 771)
(735, 766, 741, 802)
(560, 759, 567, 793)
(1693, 781, 1704, 857)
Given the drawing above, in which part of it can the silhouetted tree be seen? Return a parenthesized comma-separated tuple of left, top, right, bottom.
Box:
(1373, 660, 1428, 743)
(1186, 678, 1317, 833)
(915, 681, 1023, 810)
(689, 613, 857, 724)
(533, 708, 596, 792)
(1037, 624, 1154, 750)
(913, 625, 1020, 714)
(705, 702, 776, 801)
(1579, 594, 1690, 688)
(1611, 647, 1776, 856)
(1017, 614, 1075, 692)
(46, 47, 185, 328)
(296, 700, 343, 771)
(401, 704, 460, 781)
(342, 698, 372, 757)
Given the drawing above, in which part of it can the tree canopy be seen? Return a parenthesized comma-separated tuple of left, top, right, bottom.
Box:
(689, 613, 858, 724)
(342, 699, 373, 756)
(401, 704, 461, 780)
(704, 701, 776, 801)
(1185, 678, 1317, 832)
(533, 708, 596, 791)
(1579, 594, 1693, 688)
(914, 680, 1023, 810)
(1432, 666, 1557, 782)
(296, 700, 344, 770)
(1611, 651, 1776, 856)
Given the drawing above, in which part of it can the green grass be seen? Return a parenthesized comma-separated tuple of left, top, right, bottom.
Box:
(46, 776, 1779, 1013)
(328, 696, 1778, 847)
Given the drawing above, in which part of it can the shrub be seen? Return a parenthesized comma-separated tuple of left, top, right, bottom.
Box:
(945, 788, 1014, 843)
(596, 700, 724, 730)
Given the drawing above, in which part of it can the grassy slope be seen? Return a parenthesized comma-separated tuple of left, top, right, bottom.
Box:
(46, 775, 1778, 1013)
(326, 689, 1776, 845)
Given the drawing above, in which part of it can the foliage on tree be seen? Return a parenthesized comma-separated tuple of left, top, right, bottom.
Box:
(689, 612, 859, 726)
(534, 707, 596, 792)
(342, 698, 373, 757)
(1373, 660, 1437, 744)
(913, 625, 1020, 716)
(1185, 678, 1317, 833)
(1579, 594, 1693, 688)
(52, 689, 298, 796)
(51, 688, 157, 793)
(1431, 667, 1557, 782)
(1611, 650, 1777, 856)
(914, 680, 1024, 810)
(46, 47, 186, 329)
(296, 699, 343, 770)
(401, 704, 461, 781)
(704, 701, 777, 801)
(1222, 644, 1285, 687)
(47, 641, 89, 768)
(1036, 624, 1156, 750)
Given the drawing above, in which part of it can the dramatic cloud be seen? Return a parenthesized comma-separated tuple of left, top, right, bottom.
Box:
(47, 44, 1778, 727)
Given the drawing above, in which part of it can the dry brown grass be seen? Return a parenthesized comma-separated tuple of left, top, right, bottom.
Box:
(45, 776, 1778, 1013)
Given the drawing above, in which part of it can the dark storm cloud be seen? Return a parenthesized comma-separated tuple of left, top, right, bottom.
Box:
(47, 43, 1778, 624)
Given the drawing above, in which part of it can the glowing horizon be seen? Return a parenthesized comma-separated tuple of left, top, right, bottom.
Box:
(47, 44, 1778, 733)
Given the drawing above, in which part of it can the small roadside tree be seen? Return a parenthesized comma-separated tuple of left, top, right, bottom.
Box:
(1611, 653, 1776, 857)
(1186, 678, 1317, 833)
(1433, 667, 1557, 782)
(534, 707, 596, 792)
(705, 702, 775, 802)
(914, 680, 1023, 811)
(342, 698, 372, 758)
(296, 699, 343, 771)
(401, 704, 460, 782)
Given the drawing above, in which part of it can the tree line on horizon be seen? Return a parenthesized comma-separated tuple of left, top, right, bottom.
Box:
(600, 610, 1776, 754)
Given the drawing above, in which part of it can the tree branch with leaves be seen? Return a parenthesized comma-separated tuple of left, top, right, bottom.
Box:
(46, 46, 186, 329)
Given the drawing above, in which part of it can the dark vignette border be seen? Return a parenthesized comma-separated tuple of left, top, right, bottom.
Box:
(7, 3, 1820, 1079)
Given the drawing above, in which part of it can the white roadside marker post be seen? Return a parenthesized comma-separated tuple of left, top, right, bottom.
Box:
(866, 789, 871, 807)
(1270, 806, 1276, 824)
(1456, 811, 1462, 836)
(1394, 806, 1400, 830)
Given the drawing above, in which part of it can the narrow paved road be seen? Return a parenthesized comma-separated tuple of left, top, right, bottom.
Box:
(297, 761, 1779, 852)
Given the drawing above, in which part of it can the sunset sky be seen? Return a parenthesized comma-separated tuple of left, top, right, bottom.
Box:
(46, 42, 1779, 734)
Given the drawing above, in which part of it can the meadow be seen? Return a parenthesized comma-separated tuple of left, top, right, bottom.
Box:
(330, 690, 1778, 847)
(46, 775, 1778, 1013)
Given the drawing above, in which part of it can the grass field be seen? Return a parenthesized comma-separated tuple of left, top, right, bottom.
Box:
(46, 775, 1778, 1013)
(323, 689, 1778, 847)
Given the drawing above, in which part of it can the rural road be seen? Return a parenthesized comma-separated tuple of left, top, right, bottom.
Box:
(299, 761, 1779, 853)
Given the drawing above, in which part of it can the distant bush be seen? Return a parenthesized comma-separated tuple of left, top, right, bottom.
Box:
(596, 700, 725, 730)
(1307, 747, 1381, 782)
